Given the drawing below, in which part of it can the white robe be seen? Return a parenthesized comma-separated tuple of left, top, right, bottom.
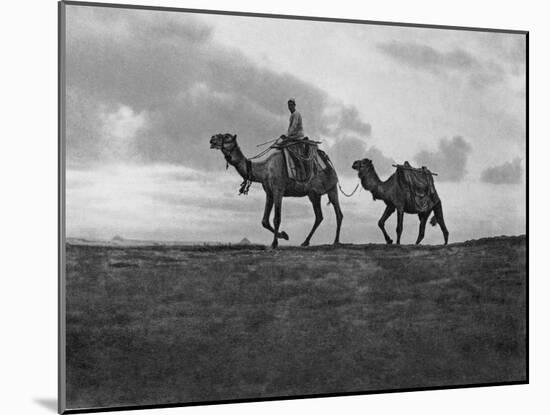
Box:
(287, 111, 304, 139)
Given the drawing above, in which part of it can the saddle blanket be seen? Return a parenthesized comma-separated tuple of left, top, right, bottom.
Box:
(279, 139, 327, 182)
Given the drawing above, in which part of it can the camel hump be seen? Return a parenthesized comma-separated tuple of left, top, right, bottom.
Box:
(395, 162, 440, 213)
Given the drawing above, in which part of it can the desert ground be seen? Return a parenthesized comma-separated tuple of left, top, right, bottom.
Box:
(64, 235, 526, 409)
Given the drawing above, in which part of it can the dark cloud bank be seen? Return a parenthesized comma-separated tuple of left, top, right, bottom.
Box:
(66, 7, 492, 184)
(480, 158, 523, 184)
(65, 6, 375, 173)
(377, 40, 508, 88)
(336, 135, 474, 183)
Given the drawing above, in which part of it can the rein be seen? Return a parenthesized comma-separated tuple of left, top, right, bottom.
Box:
(249, 146, 274, 160)
(256, 138, 278, 147)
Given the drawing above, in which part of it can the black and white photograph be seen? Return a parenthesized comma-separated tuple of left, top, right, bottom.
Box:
(9, 0, 550, 413)
(57, 1, 529, 412)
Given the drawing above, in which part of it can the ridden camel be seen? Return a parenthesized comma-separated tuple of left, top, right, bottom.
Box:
(210, 133, 343, 248)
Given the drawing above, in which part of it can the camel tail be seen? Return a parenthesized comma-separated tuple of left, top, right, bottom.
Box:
(430, 213, 438, 227)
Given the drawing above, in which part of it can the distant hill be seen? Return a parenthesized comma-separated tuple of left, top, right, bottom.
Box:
(238, 237, 252, 245)
(67, 237, 225, 247)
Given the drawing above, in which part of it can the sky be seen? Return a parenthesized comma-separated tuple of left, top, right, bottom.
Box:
(64, 4, 526, 245)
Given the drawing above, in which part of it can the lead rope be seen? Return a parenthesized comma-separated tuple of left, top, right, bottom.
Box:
(338, 182, 361, 197)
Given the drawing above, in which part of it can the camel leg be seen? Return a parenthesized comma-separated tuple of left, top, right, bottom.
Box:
(378, 205, 395, 244)
(415, 212, 429, 245)
(271, 192, 284, 249)
(433, 202, 449, 245)
(396, 210, 404, 245)
(261, 192, 289, 240)
(301, 194, 323, 247)
(327, 186, 343, 245)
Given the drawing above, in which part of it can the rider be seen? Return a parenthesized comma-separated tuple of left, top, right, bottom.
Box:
(280, 98, 304, 141)
(279, 98, 311, 180)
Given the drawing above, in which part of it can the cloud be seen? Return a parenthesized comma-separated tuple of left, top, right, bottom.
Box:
(98, 105, 148, 161)
(66, 162, 325, 242)
(62, 6, 526, 244)
(65, 5, 373, 172)
(327, 105, 372, 137)
(364, 146, 395, 176)
(475, 32, 526, 74)
(328, 136, 367, 176)
(414, 136, 472, 182)
(327, 135, 395, 177)
(377, 41, 505, 88)
(480, 158, 523, 184)
(378, 41, 476, 71)
(100, 105, 147, 140)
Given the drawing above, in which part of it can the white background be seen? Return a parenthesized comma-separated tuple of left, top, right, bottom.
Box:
(0, 0, 544, 414)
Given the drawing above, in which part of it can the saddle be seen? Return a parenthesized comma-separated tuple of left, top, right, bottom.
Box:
(395, 161, 440, 213)
(274, 138, 328, 182)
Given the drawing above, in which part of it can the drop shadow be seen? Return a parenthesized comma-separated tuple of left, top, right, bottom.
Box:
(34, 398, 57, 412)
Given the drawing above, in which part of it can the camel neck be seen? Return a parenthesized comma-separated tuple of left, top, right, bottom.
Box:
(225, 145, 264, 183)
(360, 169, 387, 200)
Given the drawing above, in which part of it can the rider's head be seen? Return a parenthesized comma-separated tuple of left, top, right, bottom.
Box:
(287, 98, 296, 113)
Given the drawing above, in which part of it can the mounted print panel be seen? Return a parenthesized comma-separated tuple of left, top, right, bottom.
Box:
(59, 1, 527, 413)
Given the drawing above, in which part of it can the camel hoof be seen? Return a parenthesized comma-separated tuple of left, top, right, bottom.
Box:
(271, 241, 278, 249)
(386, 240, 393, 245)
(333, 241, 341, 246)
(279, 231, 289, 240)
(300, 241, 310, 247)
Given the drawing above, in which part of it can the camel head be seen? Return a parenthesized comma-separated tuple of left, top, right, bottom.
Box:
(210, 133, 238, 153)
(352, 158, 379, 189)
(352, 158, 374, 173)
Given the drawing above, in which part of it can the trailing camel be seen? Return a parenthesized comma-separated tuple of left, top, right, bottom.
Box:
(352, 158, 449, 245)
(210, 133, 343, 248)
